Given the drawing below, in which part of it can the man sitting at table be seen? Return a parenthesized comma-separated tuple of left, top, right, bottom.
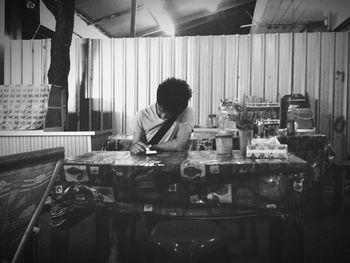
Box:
(130, 77, 194, 154)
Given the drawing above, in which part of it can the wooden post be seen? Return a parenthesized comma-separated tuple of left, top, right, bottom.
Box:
(42, 0, 75, 130)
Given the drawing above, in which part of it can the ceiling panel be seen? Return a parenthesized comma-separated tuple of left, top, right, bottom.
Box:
(74, 0, 257, 38)
(252, 0, 350, 33)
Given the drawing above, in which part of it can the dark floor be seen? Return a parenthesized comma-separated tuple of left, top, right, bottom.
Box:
(35, 206, 350, 263)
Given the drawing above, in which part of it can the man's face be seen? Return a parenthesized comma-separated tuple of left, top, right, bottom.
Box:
(156, 103, 174, 119)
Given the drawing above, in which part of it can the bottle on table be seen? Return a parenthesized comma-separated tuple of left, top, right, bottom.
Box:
(286, 105, 295, 136)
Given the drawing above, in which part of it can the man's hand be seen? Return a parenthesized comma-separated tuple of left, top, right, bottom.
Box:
(130, 141, 149, 154)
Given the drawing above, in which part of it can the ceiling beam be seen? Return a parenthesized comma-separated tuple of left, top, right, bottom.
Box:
(130, 0, 137, 36)
(143, 0, 175, 35)
(87, 6, 143, 26)
(74, 10, 111, 37)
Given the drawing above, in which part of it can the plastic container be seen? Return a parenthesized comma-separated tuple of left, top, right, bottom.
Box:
(215, 134, 233, 155)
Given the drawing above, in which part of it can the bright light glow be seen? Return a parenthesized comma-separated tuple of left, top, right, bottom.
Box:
(143, 0, 175, 36)
(181, 0, 222, 13)
(203, 0, 221, 12)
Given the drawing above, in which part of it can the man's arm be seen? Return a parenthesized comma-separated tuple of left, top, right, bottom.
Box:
(130, 115, 148, 154)
(151, 123, 192, 152)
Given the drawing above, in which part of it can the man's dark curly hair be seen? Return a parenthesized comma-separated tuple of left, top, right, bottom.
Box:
(157, 78, 192, 116)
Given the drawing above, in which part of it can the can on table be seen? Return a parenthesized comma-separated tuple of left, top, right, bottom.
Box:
(215, 134, 233, 155)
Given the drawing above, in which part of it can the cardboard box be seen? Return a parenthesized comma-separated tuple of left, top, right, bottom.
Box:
(246, 144, 288, 159)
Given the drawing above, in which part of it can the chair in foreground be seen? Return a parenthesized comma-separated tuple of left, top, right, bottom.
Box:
(0, 147, 65, 263)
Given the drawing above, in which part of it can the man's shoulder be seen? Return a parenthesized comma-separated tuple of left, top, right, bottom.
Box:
(135, 104, 157, 120)
(182, 106, 194, 117)
(178, 106, 194, 124)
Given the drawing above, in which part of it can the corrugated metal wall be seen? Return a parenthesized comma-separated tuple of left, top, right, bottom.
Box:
(4, 32, 350, 160)
(0, 133, 91, 157)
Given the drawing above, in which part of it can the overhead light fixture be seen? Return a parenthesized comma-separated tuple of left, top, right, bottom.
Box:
(143, 0, 175, 36)
(240, 23, 256, 28)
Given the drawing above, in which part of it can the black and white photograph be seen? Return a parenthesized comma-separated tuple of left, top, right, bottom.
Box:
(0, 0, 350, 262)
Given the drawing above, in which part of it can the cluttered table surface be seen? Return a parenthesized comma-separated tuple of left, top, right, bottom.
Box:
(50, 150, 312, 263)
(61, 150, 310, 218)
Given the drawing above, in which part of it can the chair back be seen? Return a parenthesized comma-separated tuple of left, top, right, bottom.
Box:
(0, 147, 65, 263)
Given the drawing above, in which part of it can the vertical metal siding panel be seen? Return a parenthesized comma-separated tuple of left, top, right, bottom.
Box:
(212, 36, 225, 114)
(76, 136, 83, 156)
(31, 137, 38, 152)
(137, 38, 150, 111)
(293, 33, 307, 94)
(78, 136, 86, 156)
(10, 137, 17, 154)
(6, 137, 11, 155)
(42, 39, 50, 84)
(238, 35, 251, 103)
(41, 136, 47, 150)
(174, 37, 187, 80)
(75, 39, 86, 131)
(79, 136, 86, 156)
(0, 138, 4, 155)
(306, 33, 321, 129)
(48, 135, 54, 148)
(22, 136, 29, 152)
(28, 136, 33, 152)
(4, 137, 8, 155)
(70, 136, 78, 156)
(333, 32, 348, 160)
(265, 34, 279, 102)
(60, 136, 67, 156)
(63, 136, 68, 153)
(319, 33, 335, 140)
(224, 35, 239, 100)
(4, 40, 11, 84)
(149, 38, 161, 107)
(251, 34, 265, 99)
(77, 136, 83, 156)
(22, 41, 33, 84)
(15, 137, 21, 154)
(101, 39, 113, 130)
(7, 137, 13, 154)
(125, 38, 137, 134)
(36, 136, 42, 151)
(68, 39, 77, 115)
(161, 37, 174, 79)
(32, 40, 43, 85)
(187, 36, 200, 125)
(278, 33, 293, 97)
(86, 135, 92, 152)
(66, 136, 73, 157)
(1, 137, 6, 156)
(90, 39, 102, 131)
(113, 39, 126, 135)
(99, 40, 104, 131)
(0, 135, 96, 158)
(198, 36, 212, 126)
(11, 40, 22, 84)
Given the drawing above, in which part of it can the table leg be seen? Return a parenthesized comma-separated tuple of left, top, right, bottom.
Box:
(95, 210, 111, 262)
(50, 220, 69, 263)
